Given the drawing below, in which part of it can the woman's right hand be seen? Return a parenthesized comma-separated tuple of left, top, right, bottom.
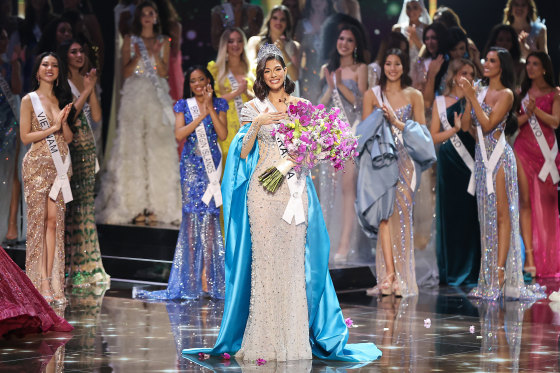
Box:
(254, 108, 287, 127)
(427, 54, 444, 78)
(236, 78, 248, 96)
(83, 68, 98, 93)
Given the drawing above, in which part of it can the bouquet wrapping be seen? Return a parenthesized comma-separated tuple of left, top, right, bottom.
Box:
(259, 101, 359, 193)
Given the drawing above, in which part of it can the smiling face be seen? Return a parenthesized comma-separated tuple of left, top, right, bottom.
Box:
(226, 30, 244, 58)
(263, 58, 286, 90)
(449, 41, 467, 60)
(424, 29, 438, 56)
(525, 55, 544, 80)
(336, 29, 356, 58)
(454, 63, 475, 85)
(37, 55, 59, 83)
(56, 22, 73, 45)
(189, 69, 209, 97)
(384, 54, 403, 82)
(511, 0, 529, 20)
(269, 10, 287, 35)
(483, 51, 501, 78)
(406, 1, 422, 22)
(140, 6, 158, 29)
(67, 42, 85, 70)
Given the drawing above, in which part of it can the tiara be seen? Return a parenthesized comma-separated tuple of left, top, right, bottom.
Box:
(257, 43, 283, 64)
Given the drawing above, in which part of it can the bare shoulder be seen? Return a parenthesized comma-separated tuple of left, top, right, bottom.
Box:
(404, 86, 422, 100)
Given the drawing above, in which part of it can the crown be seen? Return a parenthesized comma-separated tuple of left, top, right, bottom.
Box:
(257, 43, 283, 64)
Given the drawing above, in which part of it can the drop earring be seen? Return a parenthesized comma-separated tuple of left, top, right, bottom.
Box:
(353, 47, 357, 63)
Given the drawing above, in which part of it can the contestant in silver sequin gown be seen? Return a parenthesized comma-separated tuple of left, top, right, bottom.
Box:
(236, 98, 312, 362)
(469, 102, 544, 301)
(374, 104, 419, 298)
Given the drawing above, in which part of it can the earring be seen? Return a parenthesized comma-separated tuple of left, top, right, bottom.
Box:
(452, 79, 456, 86)
(353, 47, 358, 63)
(56, 77, 59, 87)
(284, 78, 287, 91)
(36, 74, 40, 81)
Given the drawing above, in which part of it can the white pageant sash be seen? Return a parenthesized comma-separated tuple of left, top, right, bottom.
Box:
(256, 98, 306, 225)
(372, 86, 417, 191)
(0, 75, 18, 122)
(436, 96, 475, 195)
(475, 87, 506, 195)
(522, 93, 559, 183)
(227, 71, 244, 121)
(131, 35, 175, 126)
(29, 92, 73, 203)
(332, 74, 350, 124)
(186, 98, 222, 207)
(68, 79, 100, 173)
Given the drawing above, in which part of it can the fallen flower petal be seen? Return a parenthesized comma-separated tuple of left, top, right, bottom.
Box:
(222, 353, 231, 360)
(256, 358, 267, 366)
(469, 325, 475, 334)
(345, 318, 354, 328)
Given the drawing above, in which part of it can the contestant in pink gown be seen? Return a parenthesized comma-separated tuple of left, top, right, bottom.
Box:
(514, 54, 560, 278)
(0, 247, 73, 338)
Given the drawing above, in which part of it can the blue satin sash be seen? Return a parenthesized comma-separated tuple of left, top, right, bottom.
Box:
(182, 123, 381, 362)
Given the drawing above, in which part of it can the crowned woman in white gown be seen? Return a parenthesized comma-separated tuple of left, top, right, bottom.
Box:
(182, 44, 381, 366)
(96, 1, 180, 224)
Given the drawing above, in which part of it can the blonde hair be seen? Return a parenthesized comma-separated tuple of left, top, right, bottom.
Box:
(443, 58, 476, 96)
(503, 0, 538, 24)
(215, 27, 251, 93)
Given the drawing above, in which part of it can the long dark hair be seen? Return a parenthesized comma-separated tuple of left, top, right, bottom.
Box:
(375, 31, 409, 65)
(35, 17, 73, 55)
(259, 5, 294, 44)
(447, 26, 469, 58)
(31, 52, 76, 125)
(183, 65, 217, 99)
(484, 47, 518, 135)
(483, 24, 521, 63)
(379, 48, 412, 91)
(132, 1, 161, 36)
(253, 54, 295, 100)
(520, 51, 556, 99)
(420, 22, 448, 96)
(326, 23, 366, 72)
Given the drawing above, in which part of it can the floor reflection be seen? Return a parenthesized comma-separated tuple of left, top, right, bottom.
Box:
(1, 282, 560, 372)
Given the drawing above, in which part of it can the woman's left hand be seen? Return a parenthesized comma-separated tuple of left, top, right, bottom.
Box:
(204, 84, 214, 110)
(458, 77, 475, 100)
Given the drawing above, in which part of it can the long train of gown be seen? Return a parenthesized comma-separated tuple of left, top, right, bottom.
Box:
(375, 104, 418, 298)
(469, 103, 545, 300)
(134, 98, 227, 300)
(0, 246, 73, 337)
(95, 48, 181, 224)
(65, 112, 109, 286)
(22, 112, 71, 301)
(513, 91, 560, 278)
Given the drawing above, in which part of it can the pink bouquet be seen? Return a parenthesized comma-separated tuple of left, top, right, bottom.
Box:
(259, 101, 358, 193)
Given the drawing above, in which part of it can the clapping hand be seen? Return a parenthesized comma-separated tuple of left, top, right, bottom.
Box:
(54, 104, 72, 130)
(453, 112, 463, 133)
(458, 77, 475, 100)
(325, 68, 335, 90)
(83, 68, 98, 93)
(525, 96, 536, 116)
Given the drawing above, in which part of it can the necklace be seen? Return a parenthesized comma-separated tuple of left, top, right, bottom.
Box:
(447, 94, 460, 101)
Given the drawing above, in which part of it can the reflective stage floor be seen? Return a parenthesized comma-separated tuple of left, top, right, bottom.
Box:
(1, 280, 560, 372)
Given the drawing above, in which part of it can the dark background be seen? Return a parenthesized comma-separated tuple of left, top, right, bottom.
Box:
(14, 0, 559, 132)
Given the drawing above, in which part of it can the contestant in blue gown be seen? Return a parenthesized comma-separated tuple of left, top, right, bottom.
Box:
(182, 45, 381, 364)
(134, 66, 228, 300)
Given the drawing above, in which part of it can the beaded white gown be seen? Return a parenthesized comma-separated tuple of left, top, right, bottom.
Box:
(95, 39, 181, 224)
(236, 98, 312, 362)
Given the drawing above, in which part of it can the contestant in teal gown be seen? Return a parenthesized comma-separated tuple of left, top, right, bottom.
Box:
(435, 99, 481, 286)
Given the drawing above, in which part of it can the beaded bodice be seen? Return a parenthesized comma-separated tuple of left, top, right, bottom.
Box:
(472, 102, 507, 155)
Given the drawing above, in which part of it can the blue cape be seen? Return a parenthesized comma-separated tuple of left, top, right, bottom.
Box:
(182, 123, 381, 363)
